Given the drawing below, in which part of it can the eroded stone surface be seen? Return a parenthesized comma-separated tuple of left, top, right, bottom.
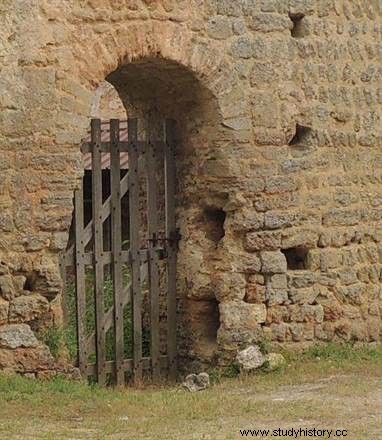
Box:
(0, 324, 38, 349)
(182, 372, 210, 392)
(236, 345, 265, 371)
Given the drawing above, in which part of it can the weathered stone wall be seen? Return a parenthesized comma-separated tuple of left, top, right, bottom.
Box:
(0, 0, 381, 375)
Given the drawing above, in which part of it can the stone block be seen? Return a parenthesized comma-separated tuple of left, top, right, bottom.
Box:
(249, 13, 292, 33)
(336, 268, 358, 285)
(250, 62, 278, 86)
(301, 304, 324, 323)
(0, 298, 9, 325)
(244, 231, 281, 252)
(315, 322, 335, 341)
(214, 271, 246, 302)
(269, 274, 287, 289)
(289, 304, 303, 322)
(252, 92, 279, 128)
(12, 275, 26, 295)
(266, 287, 288, 306)
(265, 176, 299, 194)
(260, 251, 287, 274)
(281, 228, 318, 249)
(9, 294, 49, 323)
(0, 275, 16, 300)
(287, 272, 317, 288)
(236, 345, 265, 370)
(264, 211, 297, 229)
(289, 323, 303, 342)
(245, 282, 266, 304)
(263, 352, 286, 371)
(231, 209, 264, 232)
(236, 253, 262, 274)
(50, 232, 69, 250)
(323, 208, 361, 226)
(206, 16, 233, 40)
(289, 287, 319, 305)
(231, 36, 254, 59)
(220, 301, 267, 331)
(0, 324, 38, 349)
(305, 249, 320, 271)
(320, 249, 343, 271)
(269, 323, 288, 342)
(216, 0, 242, 16)
(303, 323, 315, 340)
(266, 305, 289, 324)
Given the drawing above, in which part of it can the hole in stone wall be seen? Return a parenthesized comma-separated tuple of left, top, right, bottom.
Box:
(289, 13, 306, 38)
(206, 298, 220, 344)
(282, 247, 309, 270)
(203, 207, 226, 245)
(23, 274, 37, 291)
(288, 124, 312, 147)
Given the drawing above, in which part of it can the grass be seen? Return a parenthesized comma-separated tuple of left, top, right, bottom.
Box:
(0, 344, 381, 439)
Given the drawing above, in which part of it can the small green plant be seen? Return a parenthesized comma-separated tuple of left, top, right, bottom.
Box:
(223, 363, 240, 378)
(257, 337, 272, 355)
(41, 325, 68, 361)
(208, 369, 222, 385)
(260, 359, 271, 372)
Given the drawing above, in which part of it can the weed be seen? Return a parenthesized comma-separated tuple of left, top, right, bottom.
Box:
(223, 363, 240, 378)
(40, 326, 68, 360)
(257, 337, 272, 355)
(301, 342, 382, 363)
(208, 369, 222, 385)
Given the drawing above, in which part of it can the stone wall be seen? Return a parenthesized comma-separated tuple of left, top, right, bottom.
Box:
(0, 0, 381, 375)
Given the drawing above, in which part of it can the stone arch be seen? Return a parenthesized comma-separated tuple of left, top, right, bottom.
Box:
(54, 22, 249, 368)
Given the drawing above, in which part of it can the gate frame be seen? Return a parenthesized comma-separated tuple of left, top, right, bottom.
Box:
(61, 118, 178, 386)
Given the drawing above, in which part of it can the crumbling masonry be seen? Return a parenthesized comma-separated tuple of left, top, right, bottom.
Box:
(0, 0, 381, 376)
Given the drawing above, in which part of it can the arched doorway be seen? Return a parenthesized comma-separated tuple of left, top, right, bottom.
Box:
(61, 57, 225, 385)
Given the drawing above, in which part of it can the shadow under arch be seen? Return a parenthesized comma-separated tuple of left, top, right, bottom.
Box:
(104, 56, 228, 369)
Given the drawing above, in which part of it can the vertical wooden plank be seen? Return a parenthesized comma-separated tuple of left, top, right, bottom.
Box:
(110, 119, 124, 386)
(146, 125, 161, 382)
(128, 118, 143, 383)
(91, 118, 106, 386)
(74, 184, 87, 377)
(164, 119, 177, 380)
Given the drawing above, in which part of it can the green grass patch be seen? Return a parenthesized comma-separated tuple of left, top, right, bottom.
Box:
(0, 345, 381, 439)
(296, 342, 382, 363)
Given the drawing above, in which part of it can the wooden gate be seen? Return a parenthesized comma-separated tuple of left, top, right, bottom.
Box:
(60, 118, 178, 386)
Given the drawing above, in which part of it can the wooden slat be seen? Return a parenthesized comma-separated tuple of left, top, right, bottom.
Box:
(85, 263, 148, 357)
(66, 248, 165, 268)
(59, 255, 68, 328)
(65, 171, 130, 265)
(110, 119, 124, 386)
(146, 128, 161, 381)
(81, 140, 166, 153)
(128, 118, 143, 383)
(91, 119, 106, 386)
(85, 355, 169, 377)
(164, 119, 178, 380)
(74, 185, 87, 376)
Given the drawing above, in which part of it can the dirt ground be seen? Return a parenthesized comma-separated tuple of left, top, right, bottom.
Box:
(0, 348, 381, 440)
